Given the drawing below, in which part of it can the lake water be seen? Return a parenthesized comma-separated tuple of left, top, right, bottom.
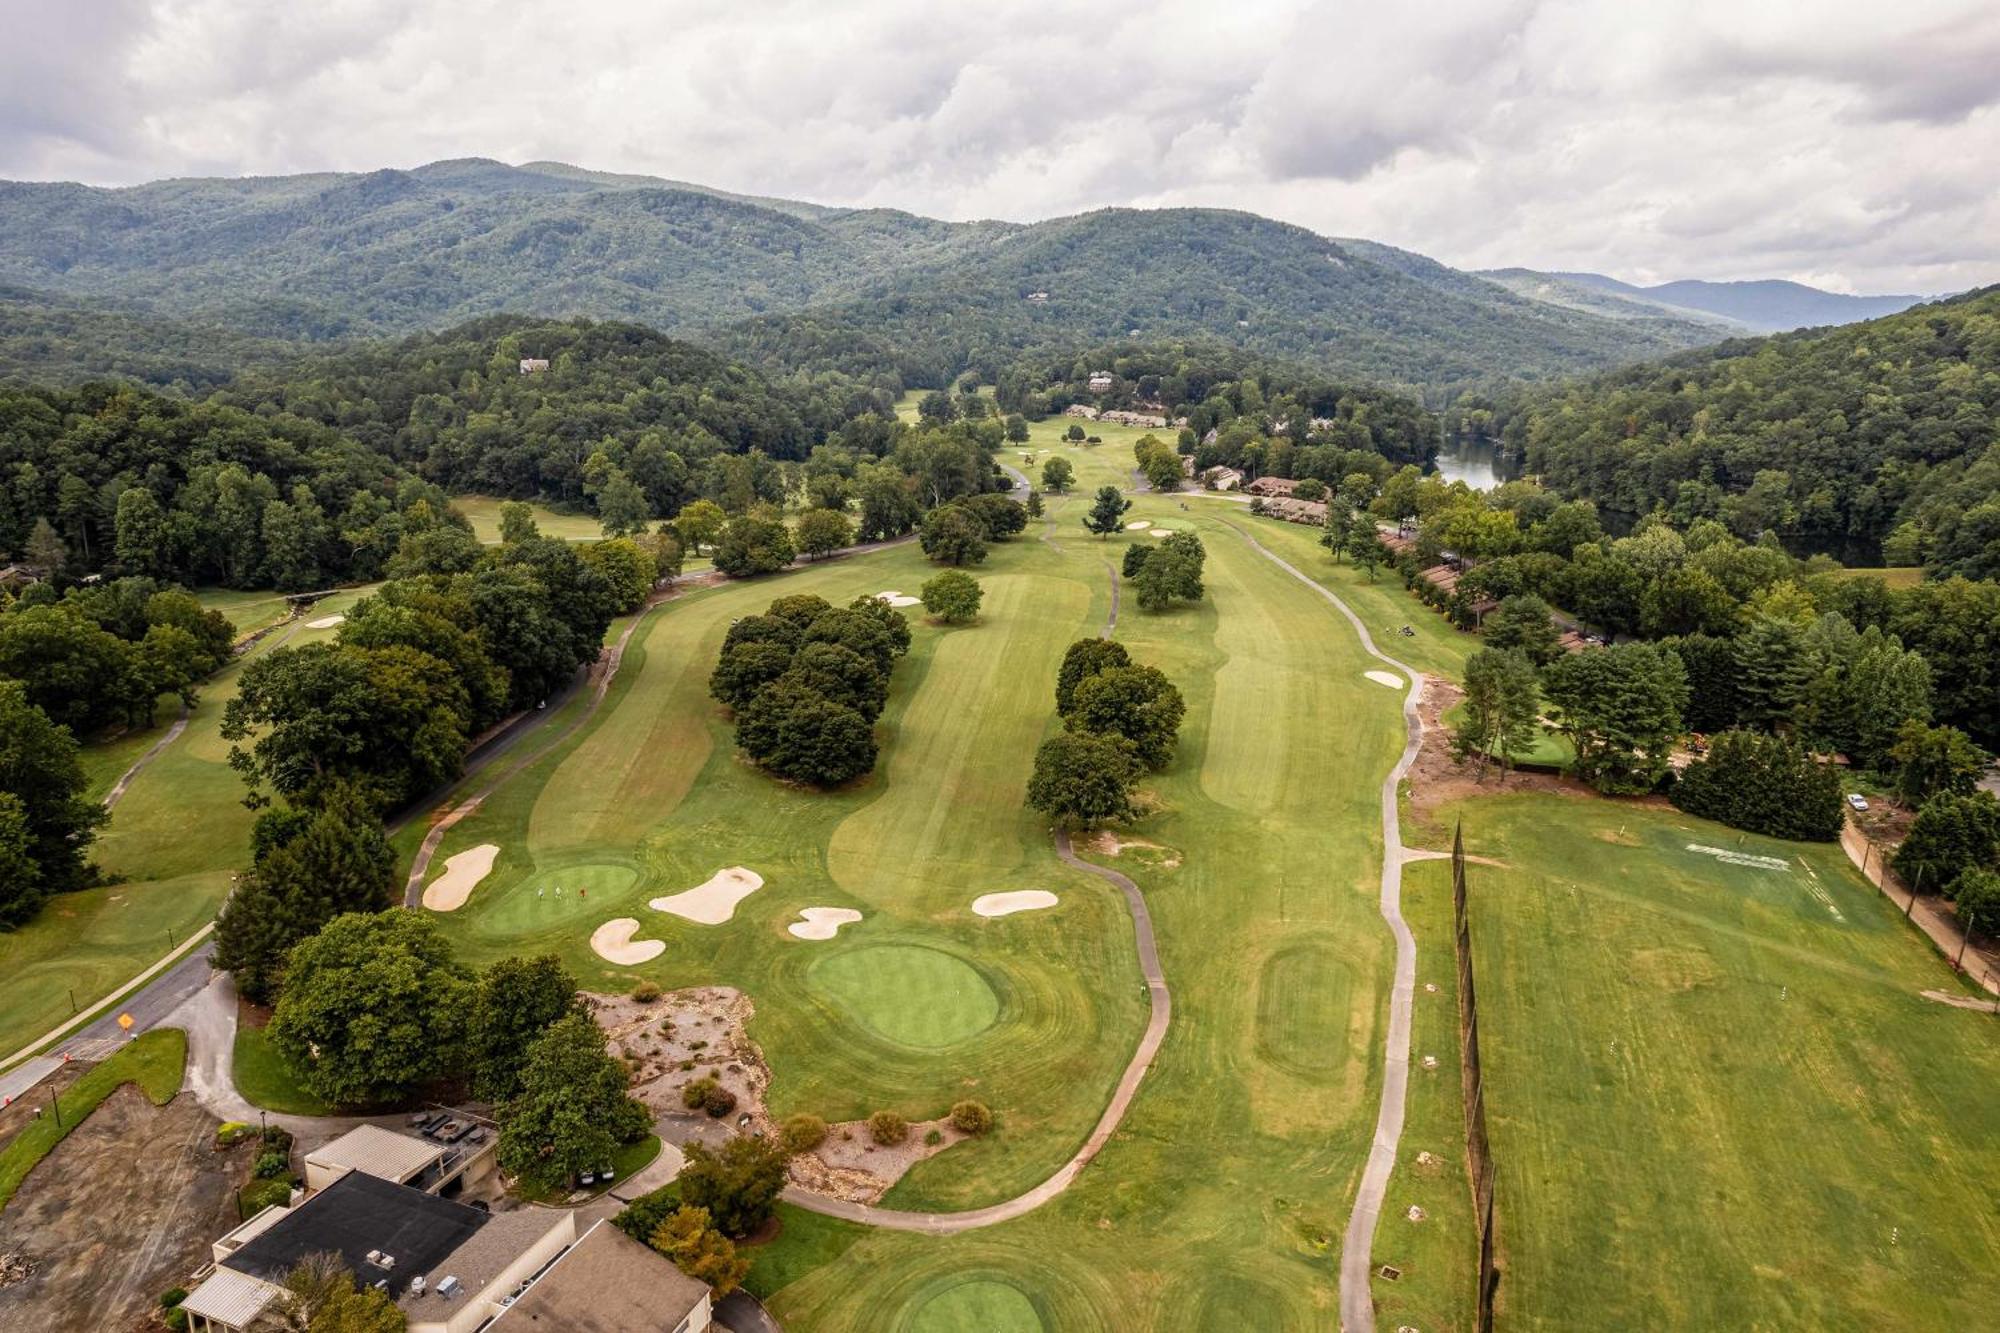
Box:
(1432, 436, 1519, 491)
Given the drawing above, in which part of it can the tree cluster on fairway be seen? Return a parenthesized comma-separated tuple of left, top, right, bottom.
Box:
(711, 509, 796, 576)
(919, 493, 1027, 567)
(224, 535, 615, 813)
(1029, 638, 1184, 825)
(920, 570, 983, 623)
(1133, 434, 1184, 492)
(1040, 456, 1075, 493)
(1450, 648, 1543, 779)
(1124, 531, 1207, 612)
(213, 782, 399, 1001)
(709, 593, 910, 786)
(0, 579, 235, 737)
(0, 680, 105, 925)
(1669, 730, 1845, 841)
(1542, 642, 1689, 794)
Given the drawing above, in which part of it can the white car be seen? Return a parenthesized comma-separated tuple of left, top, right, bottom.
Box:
(1847, 793, 1869, 812)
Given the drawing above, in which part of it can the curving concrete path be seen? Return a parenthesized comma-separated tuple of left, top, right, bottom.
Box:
(782, 829, 1170, 1233)
(1222, 520, 1425, 1333)
(102, 700, 191, 811)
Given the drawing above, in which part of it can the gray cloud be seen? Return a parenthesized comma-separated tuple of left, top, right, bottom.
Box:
(0, 0, 1993, 293)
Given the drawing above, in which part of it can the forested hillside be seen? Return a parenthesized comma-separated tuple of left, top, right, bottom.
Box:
(1509, 287, 2000, 571)
(0, 159, 1723, 400)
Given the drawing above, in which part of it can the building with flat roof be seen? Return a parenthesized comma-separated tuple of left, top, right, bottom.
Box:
(492, 1219, 712, 1333)
(303, 1121, 498, 1196)
(178, 1171, 573, 1333)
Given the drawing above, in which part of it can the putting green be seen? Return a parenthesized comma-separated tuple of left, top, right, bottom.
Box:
(908, 1280, 1042, 1332)
(810, 945, 1000, 1048)
(477, 863, 640, 937)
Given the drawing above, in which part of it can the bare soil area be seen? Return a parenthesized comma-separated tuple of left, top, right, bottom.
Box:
(590, 987, 970, 1204)
(1403, 675, 1604, 844)
(0, 1086, 239, 1333)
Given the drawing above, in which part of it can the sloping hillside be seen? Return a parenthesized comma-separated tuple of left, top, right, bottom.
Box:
(0, 160, 1724, 398)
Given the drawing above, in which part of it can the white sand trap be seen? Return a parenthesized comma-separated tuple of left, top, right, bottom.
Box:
(591, 918, 664, 965)
(787, 907, 862, 940)
(305, 613, 346, 629)
(650, 866, 765, 924)
(422, 843, 499, 911)
(1125, 519, 1152, 530)
(972, 890, 1060, 917)
(873, 590, 922, 608)
(1365, 670, 1405, 689)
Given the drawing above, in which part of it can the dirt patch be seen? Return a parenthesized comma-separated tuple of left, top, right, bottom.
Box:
(0, 1086, 241, 1333)
(589, 987, 968, 1205)
(1629, 947, 1722, 992)
(1087, 831, 1183, 869)
(1404, 675, 1600, 839)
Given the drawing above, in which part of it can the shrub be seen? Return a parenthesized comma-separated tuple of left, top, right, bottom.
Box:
(924, 1129, 943, 1146)
(165, 1310, 189, 1332)
(950, 1100, 994, 1135)
(260, 1125, 294, 1153)
(239, 1177, 293, 1214)
(215, 1121, 255, 1148)
(702, 1084, 738, 1118)
(612, 1181, 685, 1242)
(631, 981, 662, 1003)
(780, 1113, 828, 1154)
(160, 1288, 189, 1309)
(252, 1150, 292, 1180)
(682, 1076, 719, 1110)
(867, 1110, 909, 1146)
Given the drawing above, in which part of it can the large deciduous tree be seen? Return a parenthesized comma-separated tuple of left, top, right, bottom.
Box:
(468, 954, 579, 1103)
(1067, 665, 1185, 769)
(267, 911, 472, 1108)
(919, 506, 987, 566)
(0, 681, 105, 923)
(1055, 638, 1131, 715)
(1027, 732, 1139, 827)
(674, 1136, 792, 1239)
(920, 570, 983, 624)
(498, 1011, 650, 1191)
(1542, 643, 1689, 794)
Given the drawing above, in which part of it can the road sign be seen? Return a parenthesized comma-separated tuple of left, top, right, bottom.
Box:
(117, 1013, 134, 1032)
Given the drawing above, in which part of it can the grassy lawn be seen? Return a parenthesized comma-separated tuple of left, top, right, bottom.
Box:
(0, 1029, 186, 1212)
(231, 1022, 336, 1116)
(454, 494, 605, 544)
(419, 483, 1415, 1327)
(1434, 792, 2000, 1330)
(0, 585, 378, 1060)
(1440, 700, 1575, 768)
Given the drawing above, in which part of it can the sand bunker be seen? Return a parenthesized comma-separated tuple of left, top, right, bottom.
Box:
(591, 918, 664, 965)
(972, 890, 1059, 917)
(1364, 670, 1405, 689)
(305, 614, 346, 630)
(650, 866, 765, 924)
(873, 590, 922, 608)
(422, 843, 499, 911)
(1125, 519, 1152, 530)
(787, 907, 862, 940)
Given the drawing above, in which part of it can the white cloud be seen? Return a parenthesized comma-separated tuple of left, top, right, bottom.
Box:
(0, 0, 1994, 293)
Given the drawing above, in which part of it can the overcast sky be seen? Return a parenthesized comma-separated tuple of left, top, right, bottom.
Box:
(4, 0, 1996, 294)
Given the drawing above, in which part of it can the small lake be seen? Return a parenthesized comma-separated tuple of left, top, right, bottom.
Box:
(1432, 436, 1519, 492)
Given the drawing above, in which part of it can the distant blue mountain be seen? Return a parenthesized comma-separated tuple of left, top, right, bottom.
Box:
(1544, 273, 1927, 332)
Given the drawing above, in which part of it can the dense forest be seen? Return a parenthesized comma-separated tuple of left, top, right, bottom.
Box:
(0, 159, 1724, 401)
(1501, 287, 2000, 571)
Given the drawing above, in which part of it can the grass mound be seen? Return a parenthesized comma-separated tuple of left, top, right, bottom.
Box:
(910, 1279, 1043, 1332)
(809, 945, 1000, 1049)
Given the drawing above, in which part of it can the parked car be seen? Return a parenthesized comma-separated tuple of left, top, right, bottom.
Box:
(1847, 793, 1869, 812)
